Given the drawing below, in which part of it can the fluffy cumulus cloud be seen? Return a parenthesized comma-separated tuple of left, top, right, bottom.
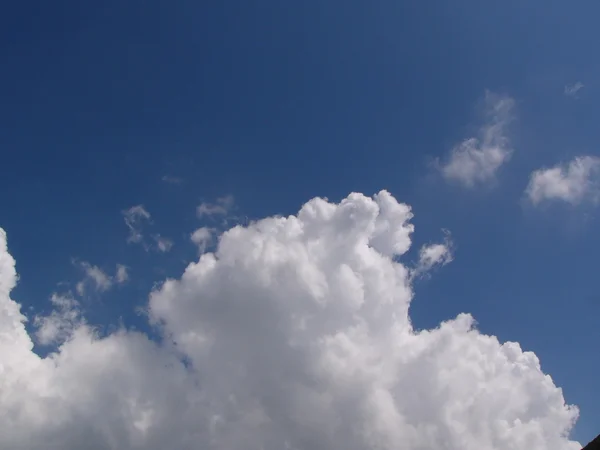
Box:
(0, 192, 581, 450)
(439, 92, 515, 187)
(526, 156, 600, 206)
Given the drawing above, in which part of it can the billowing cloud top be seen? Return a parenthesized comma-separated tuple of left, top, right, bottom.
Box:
(0, 192, 580, 450)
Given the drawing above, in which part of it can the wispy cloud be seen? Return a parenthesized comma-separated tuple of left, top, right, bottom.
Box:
(74, 261, 129, 296)
(153, 235, 174, 253)
(34, 293, 83, 346)
(122, 205, 173, 252)
(191, 227, 215, 254)
(35, 262, 129, 342)
(411, 230, 454, 280)
(123, 205, 151, 244)
(76, 262, 113, 295)
(161, 175, 184, 185)
(564, 82, 584, 98)
(115, 264, 129, 283)
(438, 91, 515, 188)
(525, 156, 600, 206)
(197, 195, 234, 219)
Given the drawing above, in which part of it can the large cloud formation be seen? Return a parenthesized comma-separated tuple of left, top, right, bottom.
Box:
(0, 191, 580, 450)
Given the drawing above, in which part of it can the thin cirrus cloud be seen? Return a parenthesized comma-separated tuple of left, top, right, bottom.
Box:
(0, 191, 581, 450)
(525, 156, 600, 206)
(438, 91, 515, 188)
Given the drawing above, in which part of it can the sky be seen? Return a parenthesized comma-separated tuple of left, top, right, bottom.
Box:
(1, 1, 600, 449)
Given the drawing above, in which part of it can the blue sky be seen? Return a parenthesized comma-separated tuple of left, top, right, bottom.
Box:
(1, 1, 599, 447)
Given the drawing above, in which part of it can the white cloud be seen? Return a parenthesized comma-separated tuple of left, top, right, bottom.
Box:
(0, 193, 582, 450)
(123, 205, 173, 253)
(116, 264, 129, 284)
(197, 195, 234, 219)
(191, 227, 214, 254)
(75, 261, 129, 296)
(438, 92, 515, 187)
(34, 293, 82, 346)
(75, 261, 114, 295)
(526, 156, 600, 205)
(411, 231, 454, 280)
(153, 235, 173, 253)
(564, 82, 584, 98)
(123, 205, 152, 244)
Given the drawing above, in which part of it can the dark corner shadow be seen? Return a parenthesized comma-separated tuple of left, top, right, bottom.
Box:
(583, 434, 600, 450)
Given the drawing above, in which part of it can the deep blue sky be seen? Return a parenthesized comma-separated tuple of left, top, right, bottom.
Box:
(2, 0, 599, 443)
